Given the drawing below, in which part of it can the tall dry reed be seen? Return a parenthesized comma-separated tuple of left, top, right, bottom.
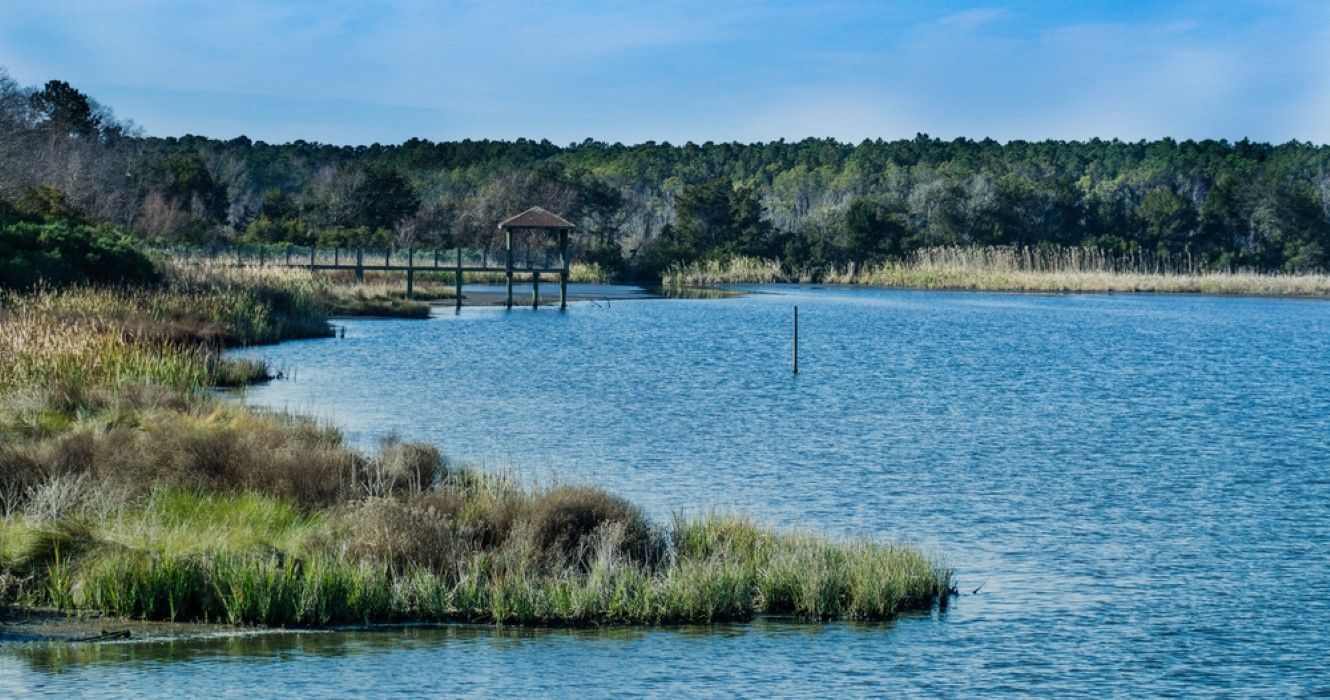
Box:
(663, 246, 1330, 296)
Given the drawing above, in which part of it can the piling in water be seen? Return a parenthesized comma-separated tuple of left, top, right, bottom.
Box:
(455, 248, 463, 309)
(793, 305, 799, 375)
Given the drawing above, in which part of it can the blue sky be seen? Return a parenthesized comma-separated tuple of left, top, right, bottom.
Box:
(1, 1, 1327, 145)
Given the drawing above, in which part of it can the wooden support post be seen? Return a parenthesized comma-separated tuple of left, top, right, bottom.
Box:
(433, 248, 439, 268)
(309, 245, 316, 270)
(355, 248, 364, 283)
(455, 248, 463, 308)
(559, 229, 569, 310)
(285, 246, 292, 266)
(406, 248, 414, 299)
(385, 247, 391, 268)
(532, 271, 540, 309)
(334, 247, 340, 266)
(505, 229, 514, 309)
(792, 305, 799, 375)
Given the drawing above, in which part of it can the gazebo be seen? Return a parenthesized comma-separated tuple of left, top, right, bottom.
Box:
(497, 207, 575, 310)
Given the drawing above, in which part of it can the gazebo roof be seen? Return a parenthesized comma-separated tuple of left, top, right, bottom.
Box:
(498, 207, 574, 230)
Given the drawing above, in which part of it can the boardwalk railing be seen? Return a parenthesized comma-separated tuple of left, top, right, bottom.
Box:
(159, 244, 571, 309)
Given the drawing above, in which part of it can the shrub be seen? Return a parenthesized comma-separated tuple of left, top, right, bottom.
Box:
(0, 221, 158, 289)
(0, 405, 359, 510)
(325, 497, 462, 574)
(526, 486, 660, 568)
(359, 439, 442, 497)
(15, 517, 100, 573)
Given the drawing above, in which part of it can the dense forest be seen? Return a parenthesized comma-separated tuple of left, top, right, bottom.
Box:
(3, 68, 1329, 279)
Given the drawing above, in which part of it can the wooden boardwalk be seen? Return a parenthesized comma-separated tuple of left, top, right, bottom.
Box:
(174, 209, 577, 309)
(178, 243, 570, 309)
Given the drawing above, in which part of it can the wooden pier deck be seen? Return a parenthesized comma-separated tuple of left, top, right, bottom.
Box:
(175, 243, 571, 309)
(172, 209, 578, 310)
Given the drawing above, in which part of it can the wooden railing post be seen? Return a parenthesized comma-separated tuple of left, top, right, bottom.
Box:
(559, 229, 569, 310)
(505, 230, 513, 309)
(406, 248, 414, 299)
(356, 247, 364, 283)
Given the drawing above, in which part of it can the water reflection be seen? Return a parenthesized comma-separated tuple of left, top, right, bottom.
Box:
(8, 616, 923, 673)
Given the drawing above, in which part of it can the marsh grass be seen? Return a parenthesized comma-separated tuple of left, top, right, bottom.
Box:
(455, 262, 610, 285)
(0, 488, 951, 625)
(0, 395, 951, 625)
(662, 246, 1330, 296)
(0, 255, 951, 626)
(164, 261, 431, 319)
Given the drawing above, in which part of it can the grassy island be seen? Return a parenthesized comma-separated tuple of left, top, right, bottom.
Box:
(0, 256, 951, 628)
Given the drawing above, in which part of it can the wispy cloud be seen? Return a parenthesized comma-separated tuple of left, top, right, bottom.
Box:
(935, 7, 1009, 33)
(0, 1, 1326, 144)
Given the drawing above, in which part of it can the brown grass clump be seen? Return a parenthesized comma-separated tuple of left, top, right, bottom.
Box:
(0, 402, 362, 512)
(358, 439, 443, 497)
(313, 482, 665, 578)
(527, 485, 661, 568)
(324, 497, 463, 574)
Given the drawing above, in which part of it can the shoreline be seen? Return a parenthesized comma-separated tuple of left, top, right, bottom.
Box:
(709, 280, 1330, 302)
(660, 253, 1330, 301)
(0, 608, 246, 644)
(459, 278, 1330, 305)
(1, 606, 935, 646)
(420, 279, 1330, 309)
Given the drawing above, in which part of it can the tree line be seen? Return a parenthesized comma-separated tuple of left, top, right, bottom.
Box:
(3, 68, 1329, 279)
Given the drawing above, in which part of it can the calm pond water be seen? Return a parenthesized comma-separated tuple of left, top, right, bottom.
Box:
(7, 285, 1330, 696)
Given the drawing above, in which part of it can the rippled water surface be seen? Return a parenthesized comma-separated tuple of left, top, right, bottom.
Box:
(7, 286, 1330, 696)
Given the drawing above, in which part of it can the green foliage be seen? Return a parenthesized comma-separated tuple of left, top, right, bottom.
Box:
(5, 73, 1330, 274)
(243, 189, 308, 243)
(672, 178, 773, 259)
(160, 153, 230, 222)
(0, 221, 157, 288)
(245, 215, 307, 244)
(13, 186, 87, 224)
(845, 197, 907, 260)
(258, 187, 299, 220)
(306, 164, 419, 237)
(28, 80, 103, 137)
(638, 178, 774, 276)
(1137, 188, 1198, 257)
(578, 241, 627, 279)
